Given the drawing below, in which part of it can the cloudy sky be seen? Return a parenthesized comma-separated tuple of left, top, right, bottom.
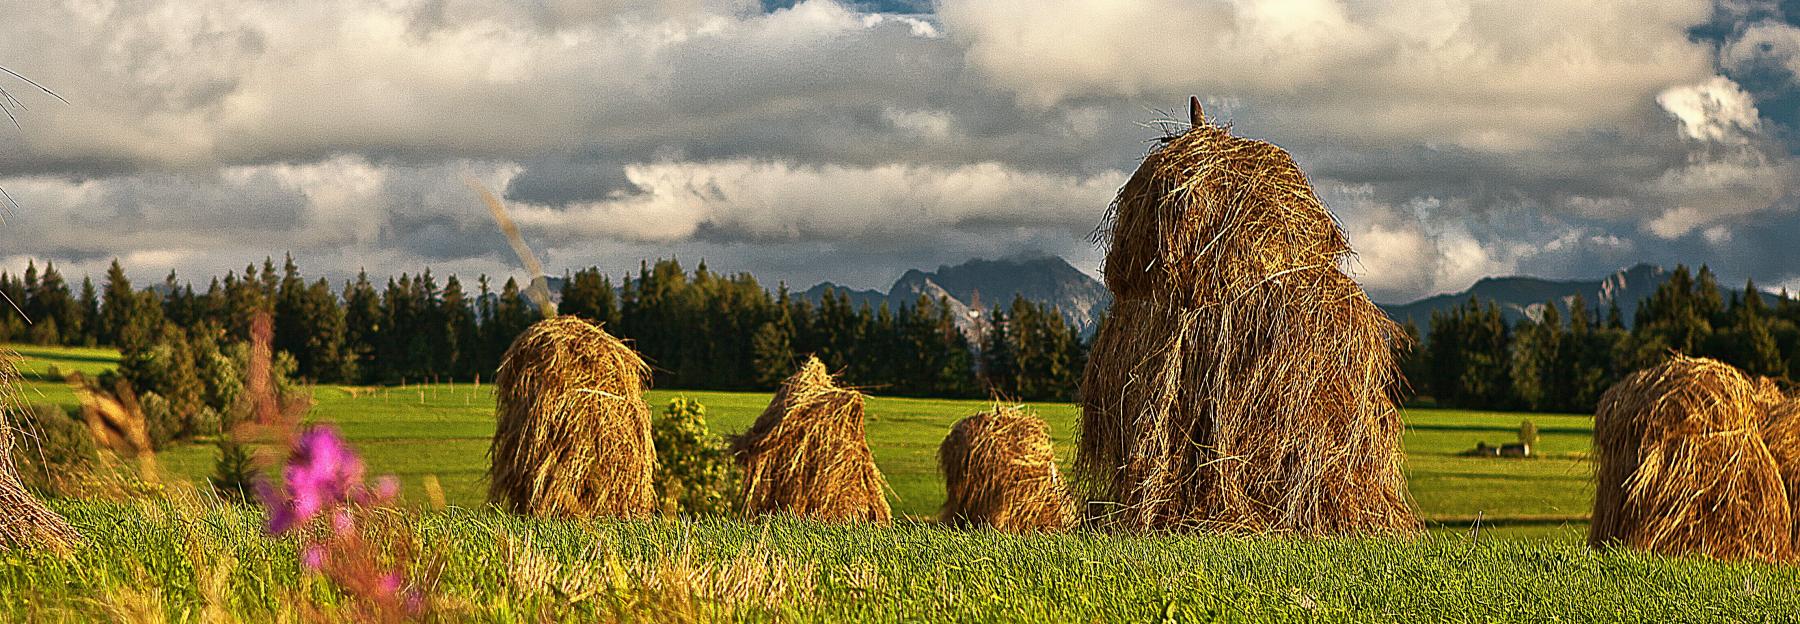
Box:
(1, 0, 1798, 303)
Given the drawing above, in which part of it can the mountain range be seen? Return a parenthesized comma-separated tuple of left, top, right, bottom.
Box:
(802, 256, 1111, 337)
(804, 259, 1748, 340)
(545, 256, 1747, 340)
(1378, 263, 1672, 335)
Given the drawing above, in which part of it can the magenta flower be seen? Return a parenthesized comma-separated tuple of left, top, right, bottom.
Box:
(301, 544, 327, 570)
(260, 426, 366, 534)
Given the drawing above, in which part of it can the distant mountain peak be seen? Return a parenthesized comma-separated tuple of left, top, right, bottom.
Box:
(803, 256, 1111, 338)
(1380, 263, 1689, 336)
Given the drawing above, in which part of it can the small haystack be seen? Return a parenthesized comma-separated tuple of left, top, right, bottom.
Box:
(487, 316, 657, 518)
(938, 405, 1072, 532)
(0, 351, 80, 551)
(732, 357, 890, 522)
(1590, 356, 1793, 562)
(1077, 98, 1416, 534)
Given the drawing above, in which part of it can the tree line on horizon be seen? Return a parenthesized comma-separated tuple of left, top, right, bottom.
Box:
(1406, 264, 1796, 413)
(0, 255, 1087, 403)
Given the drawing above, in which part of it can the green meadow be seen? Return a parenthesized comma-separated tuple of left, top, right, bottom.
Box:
(5, 344, 1792, 621)
(11, 343, 1592, 537)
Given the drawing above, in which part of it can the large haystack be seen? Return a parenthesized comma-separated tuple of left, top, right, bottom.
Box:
(732, 357, 890, 522)
(1077, 98, 1416, 534)
(1590, 356, 1793, 562)
(0, 351, 80, 551)
(938, 405, 1072, 532)
(1756, 380, 1800, 552)
(487, 316, 657, 518)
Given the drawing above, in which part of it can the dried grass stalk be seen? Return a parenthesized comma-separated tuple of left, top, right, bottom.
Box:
(938, 405, 1072, 532)
(488, 316, 656, 518)
(1077, 102, 1416, 535)
(1590, 356, 1793, 562)
(0, 351, 79, 551)
(732, 357, 890, 523)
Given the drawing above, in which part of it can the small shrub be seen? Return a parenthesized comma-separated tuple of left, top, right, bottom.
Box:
(138, 391, 177, 450)
(652, 397, 741, 516)
(42, 364, 62, 380)
(208, 439, 257, 503)
(8, 403, 96, 493)
(1519, 419, 1540, 448)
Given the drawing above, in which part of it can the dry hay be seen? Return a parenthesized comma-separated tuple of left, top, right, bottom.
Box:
(1757, 379, 1800, 552)
(938, 405, 1072, 532)
(68, 373, 159, 482)
(0, 351, 80, 551)
(487, 316, 656, 518)
(1077, 98, 1416, 535)
(732, 357, 890, 523)
(1590, 355, 1793, 562)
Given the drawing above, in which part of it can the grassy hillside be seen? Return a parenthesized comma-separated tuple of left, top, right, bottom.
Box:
(11, 344, 1592, 538)
(2, 500, 1793, 622)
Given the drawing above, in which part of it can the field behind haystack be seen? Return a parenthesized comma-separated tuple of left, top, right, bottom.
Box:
(11, 344, 1593, 537)
(8, 344, 1788, 621)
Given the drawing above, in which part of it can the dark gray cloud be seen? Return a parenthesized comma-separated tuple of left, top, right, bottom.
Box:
(2, 0, 1799, 303)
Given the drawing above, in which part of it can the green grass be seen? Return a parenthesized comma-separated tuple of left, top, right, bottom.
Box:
(5, 344, 1795, 620)
(2, 500, 1794, 622)
(11, 344, 1593, 538)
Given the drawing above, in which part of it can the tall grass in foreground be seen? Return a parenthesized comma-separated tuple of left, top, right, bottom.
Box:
(1, 496, 1795, 623)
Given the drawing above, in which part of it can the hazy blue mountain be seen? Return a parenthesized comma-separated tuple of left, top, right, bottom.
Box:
(1379, 264, 1672, 335)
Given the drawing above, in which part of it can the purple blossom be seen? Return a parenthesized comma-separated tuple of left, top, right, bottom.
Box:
(260, 426, 366, 534)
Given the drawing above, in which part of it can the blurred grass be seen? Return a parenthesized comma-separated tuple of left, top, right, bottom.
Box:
(0, 500, 1792, 622)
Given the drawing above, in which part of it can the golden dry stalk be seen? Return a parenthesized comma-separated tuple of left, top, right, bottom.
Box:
(0, 350, 80, 551)
(938, 405, 1072, 532)
(487, 316, 657, 518)
(1077, 102, 1417, 535)
(1591, 356, 1794, 562)
(732, 357, 890, 523)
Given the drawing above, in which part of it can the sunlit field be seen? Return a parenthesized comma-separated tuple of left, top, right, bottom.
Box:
(8, 344, 1793, 621)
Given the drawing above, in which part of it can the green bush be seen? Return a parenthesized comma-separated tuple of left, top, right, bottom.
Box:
(8, 403, 96, 493)
(137, 391, 177, 449)
(1519, 419, 1540, 448)
(651, 397, 741, 516)
(208, 439, 258, 503)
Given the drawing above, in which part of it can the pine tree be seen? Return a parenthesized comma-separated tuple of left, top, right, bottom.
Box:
(980, 305, 1019, 397)
(342, 271, 381, 383)
(100, 259, 134, 346)
(441, 275, 479, 379)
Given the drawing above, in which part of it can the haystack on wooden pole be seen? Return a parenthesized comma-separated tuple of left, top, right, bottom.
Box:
(0, 351, 79, 551)
(938, 405, 1072, 532)
(1076, 97, 1416, 534)
(487, 316, 656, 518)
(1590, 356, 1793, 562)
(732, 357, 890, 522)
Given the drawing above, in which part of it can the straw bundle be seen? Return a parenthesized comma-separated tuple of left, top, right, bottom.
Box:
(732, 357, 890, 522)
(0, 351, 79, 551)
(487, 316, 656, 518)
(1077, 98, 1416, 534)
(1590, 356, 1793, 562)
(938, 405, 1072, 532)
(1757, 381, 1800, 552)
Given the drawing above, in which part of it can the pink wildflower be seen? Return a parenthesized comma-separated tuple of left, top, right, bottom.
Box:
(259, 426, 365, 534)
